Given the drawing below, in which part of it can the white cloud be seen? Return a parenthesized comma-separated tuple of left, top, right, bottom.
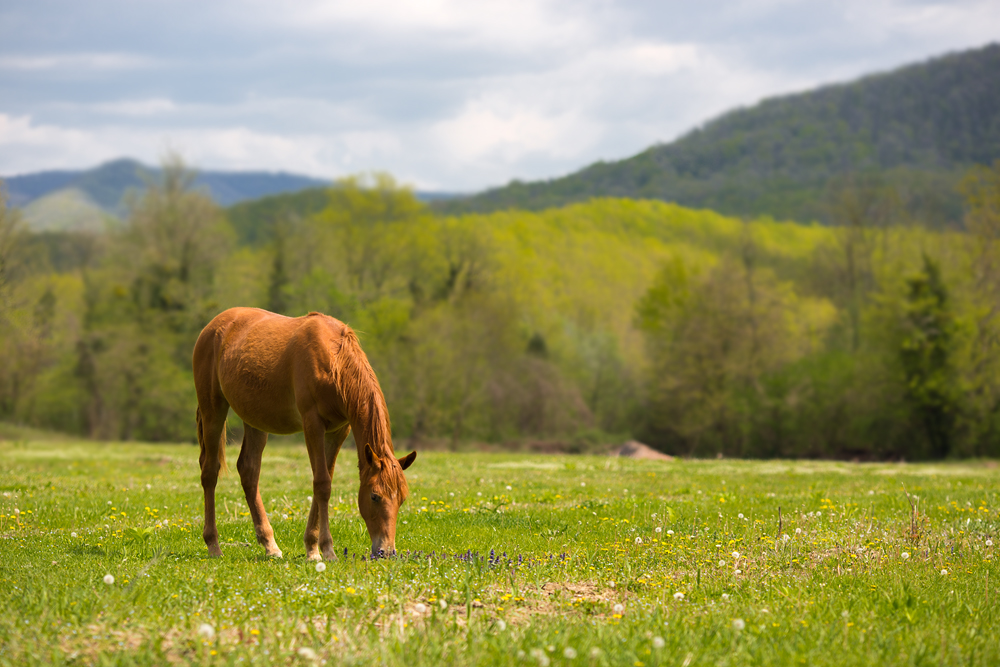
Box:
(0, 53, 157, 71)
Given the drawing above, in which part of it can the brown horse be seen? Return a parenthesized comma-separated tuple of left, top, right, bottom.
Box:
(192, 307, 416, 560)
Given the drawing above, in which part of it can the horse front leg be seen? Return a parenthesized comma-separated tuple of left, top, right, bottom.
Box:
(315, 424, 350, 560)
(236, 424, 282, 558)
(303, 415, 333, 561)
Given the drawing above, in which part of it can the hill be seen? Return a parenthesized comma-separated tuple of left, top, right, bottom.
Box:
(3, 158, 331, 229)
(434, 43, 1000, 225)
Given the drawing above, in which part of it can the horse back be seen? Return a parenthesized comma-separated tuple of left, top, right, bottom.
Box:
(194, 308, 347, 434)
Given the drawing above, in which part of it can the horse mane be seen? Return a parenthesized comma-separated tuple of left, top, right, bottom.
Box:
(334, 325, 409, 501)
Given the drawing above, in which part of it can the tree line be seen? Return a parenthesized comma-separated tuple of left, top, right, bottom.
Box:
(1, 158, 999, 458)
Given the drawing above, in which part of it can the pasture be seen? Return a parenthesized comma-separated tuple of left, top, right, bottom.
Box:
(0, 436, 997, 666)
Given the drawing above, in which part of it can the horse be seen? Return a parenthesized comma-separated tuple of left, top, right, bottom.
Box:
(192, 307, 416, 560)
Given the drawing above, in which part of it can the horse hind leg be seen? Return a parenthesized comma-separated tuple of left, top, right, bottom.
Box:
(236, 424, 283, 558)
(198, 406, 228, 557)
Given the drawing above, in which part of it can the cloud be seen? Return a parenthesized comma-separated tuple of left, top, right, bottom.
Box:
(0, 0, 998, 188)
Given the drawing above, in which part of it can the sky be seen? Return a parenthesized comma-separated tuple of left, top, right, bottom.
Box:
(1, 0, 998, 191)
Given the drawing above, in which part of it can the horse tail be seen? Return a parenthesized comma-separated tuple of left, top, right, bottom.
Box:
(196, 407, 228, 474)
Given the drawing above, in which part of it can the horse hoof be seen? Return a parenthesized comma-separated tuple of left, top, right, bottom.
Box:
(266, 549, 284, 558)
(207, 548, 223, 558)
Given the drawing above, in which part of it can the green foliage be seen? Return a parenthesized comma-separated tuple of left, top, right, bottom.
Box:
(2, 439, 999, 665)
(436, 44, 1000, 226)
(4, 161, 1000, 458)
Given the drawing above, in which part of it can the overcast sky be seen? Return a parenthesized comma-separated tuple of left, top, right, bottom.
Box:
(1, 0, 998, 191)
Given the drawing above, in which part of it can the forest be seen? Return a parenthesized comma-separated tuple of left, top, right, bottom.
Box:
(1, 158, 1000, 459)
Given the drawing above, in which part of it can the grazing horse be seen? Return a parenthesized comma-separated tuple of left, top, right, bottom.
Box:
(192, 307, 416, 560)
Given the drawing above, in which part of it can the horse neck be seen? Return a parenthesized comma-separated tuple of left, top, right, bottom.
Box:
(348, 391, 394, 459)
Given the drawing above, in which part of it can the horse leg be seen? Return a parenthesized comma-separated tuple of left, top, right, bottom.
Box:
(236, 424, 282, 558)
(314, 424, 350, 560)
(197, 404, 228, 557)
(302, 414, 333, 561)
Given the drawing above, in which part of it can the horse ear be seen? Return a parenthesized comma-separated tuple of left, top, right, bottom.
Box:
(364, 444, 381, 469)
(398, 451, 417, 470)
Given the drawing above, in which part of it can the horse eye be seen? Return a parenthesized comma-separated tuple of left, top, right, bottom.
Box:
(370, 493, 381, 503)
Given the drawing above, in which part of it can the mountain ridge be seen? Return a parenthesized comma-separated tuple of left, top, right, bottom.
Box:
(433, 43, 1000, 225)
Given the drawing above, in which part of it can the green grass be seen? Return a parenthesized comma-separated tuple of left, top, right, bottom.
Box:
(1, 437, 997, 666)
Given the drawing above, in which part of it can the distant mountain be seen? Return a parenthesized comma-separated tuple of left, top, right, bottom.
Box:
(435, 43, 1000, 225)
(2, 158, 331, 230)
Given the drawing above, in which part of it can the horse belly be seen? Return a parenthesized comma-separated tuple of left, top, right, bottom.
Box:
(218, 359, 304, 435)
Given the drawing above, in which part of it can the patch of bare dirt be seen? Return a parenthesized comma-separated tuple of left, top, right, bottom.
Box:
(611, 440, 674, 461)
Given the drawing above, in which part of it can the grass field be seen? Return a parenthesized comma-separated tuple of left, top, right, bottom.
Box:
(1, 437, 998, 666)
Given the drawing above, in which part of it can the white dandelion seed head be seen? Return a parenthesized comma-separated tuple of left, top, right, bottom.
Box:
(987, 539, 994, 547)
(608, 581, 615, 588)
(732, 618, 745, 631)
(413, 603, 427, 614)
(506, 485, 512, 490)
(563, 647, 577, 659)
(795, 527, 802, 535)
(530, 648, 550, 667)
(719, 560, 726, 567)
(666, 530, 675, 535)
(635, 537, 643, 545)
(721, 593, 730, 601)
(496, 619, 506, 631)
(297, 647, 317, 661)
(315, 562, 326, 573)
(941, 569, 949, 576)
(655, 527, 662, 533)
(103, 574, 115, 585)
(760, 608, 769, 613)
(842, 610, 850, 618)
(589, 648, 602, 658)
(734, 569, 742, 575)
(106, 501, 112, 505)
(197, 623, 215, 640)
(901, 552, 910, 560)
(738, 513, 744, 519)
(13, 508, 19, 516)
(307, 496, 312, 503)
(70, 532, 78, 538)
(782, 534, 791, 542)
(580, 482, 586, 487)
(816, 511, 822, 517)
(613, 603, 624, 613)
(732, 551, 740, 559)
(439, 599, 448, 610)
(652, 636, 665, 649)
(673, 592, 685, 601)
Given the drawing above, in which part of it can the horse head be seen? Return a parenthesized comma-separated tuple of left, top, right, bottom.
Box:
(359, 444, 416, 557)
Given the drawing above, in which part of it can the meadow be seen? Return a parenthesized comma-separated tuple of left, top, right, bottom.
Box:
(1, 434, 997, 666)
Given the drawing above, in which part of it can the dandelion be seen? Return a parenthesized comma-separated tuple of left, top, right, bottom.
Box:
(652, 636, 665, 649)
(941, 569, 949, 576)
(563, 647, 577, 659)
(721, 594, 730, 601)
(635, 537, 643, 545)
(70, 532, 78, 538)
(901, 552, 910, 560)
(666, 530, 675, 535)
(613, 603, 625, 614)
(589, 648, 602, 658)
(439, 600, 448, 610)
(795, 527, 802, 535)
(297, 647, 317, 661)
(738, 513, 744, 519)
(782, 534, 791, 542)
(987, 539, 994, 547)
(732, 619, 745, 631)
(506, 485, 512, 490)
(13, 508, 19, 516)
(673, 592, 685, 601)
(841, 611, 849, 619)
(608, 581, 616, 588)
(307, 496, 312, 503)
(732, 551, 740, 559)
(655, 527, 662, 533)
(197, 623, 215, 640)
(496, 619, 506, 631)
(530, 648, 550, 666)
(718, 560, 726, 567)
(816, 511, 822, 517)
(580, 482, 586, 487)
(103, 574, 115, 585)
(414, 603, 427, 614)
(315, 562, 326, 573)
(734, 568, 742, 574)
